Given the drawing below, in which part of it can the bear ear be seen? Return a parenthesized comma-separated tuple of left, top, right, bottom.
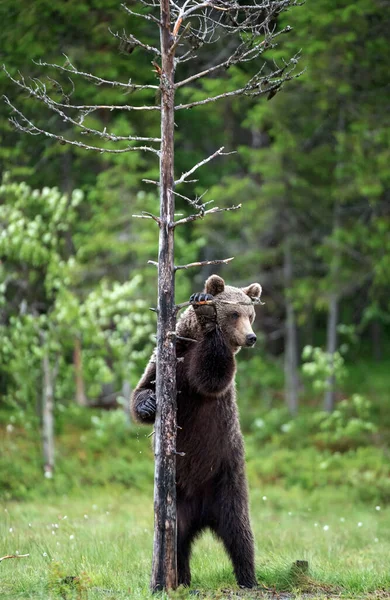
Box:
(205, 274, 225, 296)
(243, 282, 262, 300)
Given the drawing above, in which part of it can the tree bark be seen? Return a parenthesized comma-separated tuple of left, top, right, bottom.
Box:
(324, 293, 339, 412)
(283, 239, 299, 415)
(73, 337, 87, 407)
(42, 351, 55, 478)
(151, 0, 178, 591)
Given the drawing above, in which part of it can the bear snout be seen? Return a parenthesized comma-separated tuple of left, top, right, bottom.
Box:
(245, 333, 257, 347)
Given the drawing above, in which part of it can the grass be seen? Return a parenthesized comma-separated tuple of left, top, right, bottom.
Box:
(1, 485, 390, 600)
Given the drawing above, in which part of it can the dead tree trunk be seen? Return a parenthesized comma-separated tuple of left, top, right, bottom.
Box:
(73, 337, 87, 407)
(283, 239, 299, 415)
(151, 0, 177, 590)
(42, 350, 55, 478)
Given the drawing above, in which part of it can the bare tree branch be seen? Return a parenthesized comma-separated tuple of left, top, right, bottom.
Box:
(3, 66, 160, 114)
(171, 188, 210, 207)
(174, 146, 234, 185)
(175, 62, 302, 110)
(173, 204, 241, 226)
(175, 25, 293, 88)
(132, 211, 162, 224)
(3, 97, 160, 155)
(142, 178, 160, 186)
(121, 3, 162, 25)
(0, 554, 30, 562)
(110, 28, 161, 56)
(175, 257, 234, 271)
(34, 56, 159, 90)
(3, 68, 160, 143)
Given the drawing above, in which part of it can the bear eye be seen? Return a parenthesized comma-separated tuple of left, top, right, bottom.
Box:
(231, 311, 240, 320)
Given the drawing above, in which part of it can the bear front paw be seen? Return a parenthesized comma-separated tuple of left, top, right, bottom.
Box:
(190, 293, 217, 330)
(136, 392, 157, 419)
(189, 292, 214, 304)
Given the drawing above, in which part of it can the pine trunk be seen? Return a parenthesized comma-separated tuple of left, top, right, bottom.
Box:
(42, 352, 55, 478)
(150, 0, 178, 591)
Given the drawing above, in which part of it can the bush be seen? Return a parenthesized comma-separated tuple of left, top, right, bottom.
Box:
(250, 395, 377, 451)
(0, 411, 154, 501)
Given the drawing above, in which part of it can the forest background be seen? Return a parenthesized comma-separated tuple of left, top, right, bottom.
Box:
(0, 0, 390, 598)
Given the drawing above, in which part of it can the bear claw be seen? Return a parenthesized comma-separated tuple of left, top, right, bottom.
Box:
(137, 394, 156, 418)
(190, 292, 214, 304)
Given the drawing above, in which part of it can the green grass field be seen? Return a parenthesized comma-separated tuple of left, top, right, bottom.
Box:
(1, 485, 389, 599)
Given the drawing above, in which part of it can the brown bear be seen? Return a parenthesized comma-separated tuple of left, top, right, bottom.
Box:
(131, 274, 261, 588)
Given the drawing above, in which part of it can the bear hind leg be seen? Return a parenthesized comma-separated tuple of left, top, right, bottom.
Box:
(177, 498, 203, 587)
(213, 494, 257, 588)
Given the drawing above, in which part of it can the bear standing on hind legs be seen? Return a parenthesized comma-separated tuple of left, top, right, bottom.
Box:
(131, 274, 261, 588)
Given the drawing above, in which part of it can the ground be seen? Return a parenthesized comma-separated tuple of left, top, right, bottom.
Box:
(1, 485, 389, 599)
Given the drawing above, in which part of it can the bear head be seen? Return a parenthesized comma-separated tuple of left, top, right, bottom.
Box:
(204, 274, 262, 352)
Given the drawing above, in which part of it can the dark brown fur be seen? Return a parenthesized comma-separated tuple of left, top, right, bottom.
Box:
(131, 275, 261, 588)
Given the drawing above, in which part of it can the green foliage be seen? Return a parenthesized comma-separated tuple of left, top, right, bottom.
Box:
(250, 394, 378, 453)
(0, 397, 387, 504)
(0, 409, 154, 502)
(247, 443, 390, 504)
(314, 395, 378, 450)
(302, 345, 347, 393)
(0, 176, 154, 409)
(48, 562, 91, 600)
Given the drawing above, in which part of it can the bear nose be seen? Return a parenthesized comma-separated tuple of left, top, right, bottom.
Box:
(246, 333, 257, 346)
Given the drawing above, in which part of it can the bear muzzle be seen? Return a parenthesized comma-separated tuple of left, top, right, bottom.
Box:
(245, 333, 257, 347)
